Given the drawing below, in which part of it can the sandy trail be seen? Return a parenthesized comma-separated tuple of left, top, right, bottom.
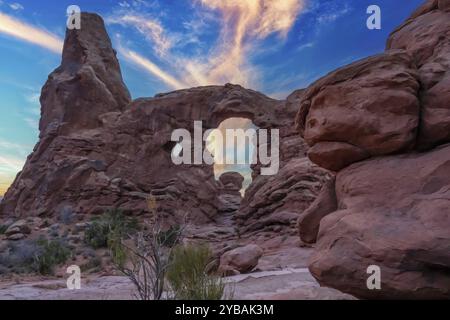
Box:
(0, 268, 354, 300)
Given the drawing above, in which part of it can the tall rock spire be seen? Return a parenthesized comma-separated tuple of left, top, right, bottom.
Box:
(39, 13, 131, 134)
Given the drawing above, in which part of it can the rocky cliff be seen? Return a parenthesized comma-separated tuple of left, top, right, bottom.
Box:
(0, 13, 327, 244)
(297, 0, 450, 299)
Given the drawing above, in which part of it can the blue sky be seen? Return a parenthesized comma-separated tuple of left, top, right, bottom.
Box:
(0, 0, 423, 194)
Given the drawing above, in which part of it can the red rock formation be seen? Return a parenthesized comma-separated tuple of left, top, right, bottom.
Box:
(0, 13, 327, 238)
(238, 89, 331, 234)
(296, 0, 450, 299)
(219, 172, 244, 194)
(310, 144, 450, 299)
(387, 0, 450, 150)
(295, 51, 420, 172)
(238, 158, 330, 234)
(40, 13, 131, 135)
(297, 177, 336, 244)
(219, 244, 263, 275)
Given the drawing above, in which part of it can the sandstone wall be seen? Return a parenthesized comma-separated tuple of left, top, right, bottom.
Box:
(296, 0, 450, 299)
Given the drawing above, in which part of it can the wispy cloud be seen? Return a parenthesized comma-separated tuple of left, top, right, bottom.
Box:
(119, 47, 188, 89)
(23, 91, 41, 115)
(0, 12, 63, 53)
(0, 139, 31, 156)
(316, 3, 352, 25)
(190, 0, 305, 87)
(23, 117, 38, 130)
(0, 155, 24, 172)
(0, 137, 31, 194)
(108, 14, 173, 58)
(296, 41, 315, 51)
(110, 0, 306, 90)
(9, 2, 23, 11)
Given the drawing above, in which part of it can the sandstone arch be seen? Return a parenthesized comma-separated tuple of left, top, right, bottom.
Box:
(0, 13, 329, 232)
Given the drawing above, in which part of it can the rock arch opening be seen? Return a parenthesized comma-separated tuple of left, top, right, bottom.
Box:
(206, 117, 258, 196)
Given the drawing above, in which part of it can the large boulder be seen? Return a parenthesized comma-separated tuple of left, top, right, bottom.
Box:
(219, 244, 263, 275)
(296, 0, 450, 299)
(5, 219, 31, 236)
(295, 51, 420, 171)
(310, 144, 450, 299)
(297, 0, 450, 171)
(219, 172, 244, 193)
(387, 0, 450, 150)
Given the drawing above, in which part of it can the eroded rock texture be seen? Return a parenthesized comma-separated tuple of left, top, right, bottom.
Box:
(297, 0, 450, 299)
(40, 14, 131, 135)
(238, 89, 331, 235)
(387, 0, 450, 149)
(0, 13, 327, 236)
(295, 51, 420, 172)
(311, 144, 450, 299)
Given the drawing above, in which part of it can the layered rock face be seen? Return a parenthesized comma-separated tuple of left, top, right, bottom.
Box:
(238, 90, 331, 234)
(40, 14, 131, 135)
(217, 172, 243, 214)
(387, 0, 450, 149)
(296, 51, 420, 171)
(238, 158, 330, 234)
(311, 146, 450, 299)
(296, 0, 450, 299)
(0, 13, 327, 236)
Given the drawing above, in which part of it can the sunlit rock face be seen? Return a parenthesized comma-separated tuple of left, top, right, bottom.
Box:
(0, 13, 328, 237)
(296, 0, 450, 299)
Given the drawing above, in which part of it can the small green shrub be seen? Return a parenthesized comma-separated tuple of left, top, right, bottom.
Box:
(0, 238, 70, 275)
(84, 209, 139, 249)
(84, 209, 140, 267)
(84, 220, 109, 248)
(167, 244, 225, 300)
(0, 240, 39, 274)
(108, 228, 127, 268)
(33, 239, 71, 275)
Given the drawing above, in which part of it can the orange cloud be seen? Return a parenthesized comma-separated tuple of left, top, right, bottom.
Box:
(190, 0, 305, 87)
(0, 181, 12, 196)
(0, 155, 25, 196)
(115, 0, 305, 90)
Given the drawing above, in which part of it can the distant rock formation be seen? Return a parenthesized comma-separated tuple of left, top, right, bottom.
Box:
(219, 172, 244, 195)
(296, 0, 450, 299)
